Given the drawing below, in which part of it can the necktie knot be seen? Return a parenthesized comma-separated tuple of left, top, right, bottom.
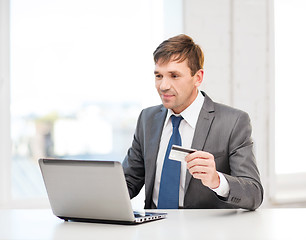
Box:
(171, 115, 183, 129)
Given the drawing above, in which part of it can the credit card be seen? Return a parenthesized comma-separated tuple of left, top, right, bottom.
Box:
(169, 145, 196, 162)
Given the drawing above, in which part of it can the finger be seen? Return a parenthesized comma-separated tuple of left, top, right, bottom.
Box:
(189, 165, 217, 176)
(187, 157, 216, 170)
(186, 158, 208, 169)
(188, 165, 208, 175)
(185, 151, 214, 162)
(192, 172, 208, 180)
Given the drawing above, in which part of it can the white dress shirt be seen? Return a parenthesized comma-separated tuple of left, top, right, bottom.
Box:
(152, 91, 230, 207)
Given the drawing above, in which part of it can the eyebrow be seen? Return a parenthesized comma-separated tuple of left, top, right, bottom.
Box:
(169, 71, 180, 75)
(154, 70, 181, 75)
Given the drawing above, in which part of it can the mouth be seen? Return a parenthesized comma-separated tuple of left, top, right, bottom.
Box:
(161, 93, 175, 100)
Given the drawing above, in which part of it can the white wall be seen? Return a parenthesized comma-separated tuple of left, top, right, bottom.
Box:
(184, 0, 273, 205)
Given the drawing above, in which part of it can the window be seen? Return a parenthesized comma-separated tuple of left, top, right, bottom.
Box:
(274, 0, 306, 203)
(8, 0, 164, 206)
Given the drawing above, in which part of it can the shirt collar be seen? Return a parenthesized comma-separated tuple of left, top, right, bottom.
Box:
(165, 90, 205, 129)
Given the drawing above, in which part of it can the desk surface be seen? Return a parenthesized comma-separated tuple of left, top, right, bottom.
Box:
(0, 208, 304, 240)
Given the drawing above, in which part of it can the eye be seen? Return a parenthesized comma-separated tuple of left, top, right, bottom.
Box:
(171, 74, 179, 79)
(155, 74, 162, 80)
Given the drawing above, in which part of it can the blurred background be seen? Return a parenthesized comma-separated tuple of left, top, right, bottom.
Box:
(1, 0, 306, 209)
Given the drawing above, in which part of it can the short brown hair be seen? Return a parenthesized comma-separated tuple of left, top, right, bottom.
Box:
(153, 34, 204, 76)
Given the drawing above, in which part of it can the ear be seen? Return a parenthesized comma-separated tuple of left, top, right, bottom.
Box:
(194, 69, 204, 87)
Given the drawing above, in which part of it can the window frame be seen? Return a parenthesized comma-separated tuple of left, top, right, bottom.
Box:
(0, 0, 11, 208)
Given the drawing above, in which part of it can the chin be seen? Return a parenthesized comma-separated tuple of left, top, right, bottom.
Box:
(162, 103, 173, 109)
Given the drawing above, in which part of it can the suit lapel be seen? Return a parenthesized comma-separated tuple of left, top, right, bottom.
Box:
(185, 92, 215, 192)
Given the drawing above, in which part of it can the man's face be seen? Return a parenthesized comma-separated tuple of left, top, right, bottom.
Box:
(154, 58, 203, 114)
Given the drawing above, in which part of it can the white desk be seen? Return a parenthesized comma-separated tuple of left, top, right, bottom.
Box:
(0, 208, 304, 240)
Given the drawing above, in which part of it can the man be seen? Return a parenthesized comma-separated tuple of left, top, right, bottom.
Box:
(122, 34, 263, 210)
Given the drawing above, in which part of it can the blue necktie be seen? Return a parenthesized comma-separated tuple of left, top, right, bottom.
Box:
(158, 115, 183, 209)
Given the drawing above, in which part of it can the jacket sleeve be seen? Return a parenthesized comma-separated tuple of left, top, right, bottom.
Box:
(122, 110, 145, 199)
(223, 111, 264, 210)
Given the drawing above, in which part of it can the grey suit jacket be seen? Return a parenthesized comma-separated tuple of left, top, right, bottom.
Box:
(122, 91, 263, 210)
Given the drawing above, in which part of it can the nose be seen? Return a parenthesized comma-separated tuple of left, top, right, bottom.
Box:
(159, 77, 171, 91)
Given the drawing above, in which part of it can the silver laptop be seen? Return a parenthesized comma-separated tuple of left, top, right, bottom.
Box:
(38, 158, 167, 224)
